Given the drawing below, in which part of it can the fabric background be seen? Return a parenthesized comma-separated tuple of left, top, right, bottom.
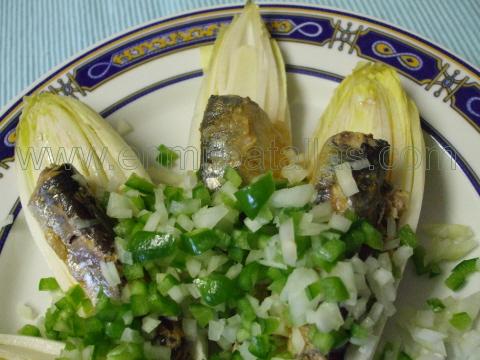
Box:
(0, 0, 478, 109)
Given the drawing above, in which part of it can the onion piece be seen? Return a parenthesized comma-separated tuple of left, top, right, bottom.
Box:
(208, 319, 225, 342)
(334, 162, 359, 197)
(279, 218, 297, 266)
(328, 213, 352, 232)
(99, 261, 121, 287)
(192, 205, 229, 229)
(142, 316, 161, 333)
(270, 184, 315, 208)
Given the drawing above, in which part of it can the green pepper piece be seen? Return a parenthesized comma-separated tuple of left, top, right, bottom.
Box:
(445, 258, 479, 291)
(125, 173, 155, 195)
(194, 274, 235, 306)
(235, 172, 275, 219)
(248, 335, 271, 358)
(188, 303, 215, 327)
(114, 219, 137, 238)
(306, 276, 349, 302)
(316, 238, 346, 263)
(38, 277, 60, 291)
(398, 224, 417, 248)
(224, 166, 242, 187)
(18, 324, 41, 337)
(128, 231, 176, 263)
(181, 228, 219, 255)
(426, 298, 445, 313)
(238, 262, 262, 292)
(192, 184, 211, 206)
(123, 263, 144, 281)
(361, 221, 383, 250)
(156, 144, 179, 167)
(449, 312, 472, 331)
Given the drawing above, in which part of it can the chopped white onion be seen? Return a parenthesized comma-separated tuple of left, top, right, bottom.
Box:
(387, 216, 397, 239)
(143, 209, 167, 232)
(310, 202, 332, 222)
(290, 327, 306, 355)
(168, 285, 187, 303)
(334, 162, 359, 197)
(122, 311, 133, 325)
(176, 214, 194, 232)
(279, 218, 297, 266)
(270, 184, 315, 208)
(350, 158, 371, 171)
(245, 250, 263, 264)
(186, 258, 202, 278)
(328, 213, 352, 232)
(206, 255, 228, 274)
(107, 193, 133, 219)
(225, 263, 243, 279)
(115, 237, 133, 265)
(120, 328, 140, 342)
(299, 213, 329, 236)
(100, 261, 121, 287)
(251, 322, 262, 336)
(192, 205, 229, 229)
(182, 318, 197, 341)
(144, 343, 171, 360)
(148, 166, 183, 186)
(306, 302, 344, 332)
(208, 319, 226, 341)
(331, 261, 357, 306)
(185, 284, 201, 299)
(142, 316, 161, 333)
(281, 164, 309, 185)
(17, 304, 37, 321)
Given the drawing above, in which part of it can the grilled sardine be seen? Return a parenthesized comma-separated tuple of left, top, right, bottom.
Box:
(29, 164, 119, 299)
(311, 131, 390, 225)
(200, 95, 290, 190)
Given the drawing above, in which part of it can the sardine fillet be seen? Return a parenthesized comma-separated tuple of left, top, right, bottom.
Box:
(28, 164, 119, 299)
(200, 95, 290, 190)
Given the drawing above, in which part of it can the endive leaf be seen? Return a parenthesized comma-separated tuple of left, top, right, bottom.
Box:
(308, 62, 425, 229)
(15, 93, 149, 291)
(189, 1, 290, 152)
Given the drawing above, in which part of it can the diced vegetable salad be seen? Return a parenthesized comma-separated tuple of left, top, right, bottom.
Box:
(26, 169, 416, 360)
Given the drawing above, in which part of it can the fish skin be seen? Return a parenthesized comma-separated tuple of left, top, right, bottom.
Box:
(200, 95, 290, 190)
(311, 131, 390, 225)
(28, 164, 119, 299)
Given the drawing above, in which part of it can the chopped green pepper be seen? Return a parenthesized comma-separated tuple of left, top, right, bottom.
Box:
(38, 277, 60, 291)
(194, 274, 235, 306)
(398, 224, 417, 248)
(114, 219, 137, 238)
(361, 221, 383, 250)
(224, 166, 242, 187)
(449, 312, 472, 331)
(18, 324, 41, 337)
(238, 262, 262, 292)
(445, 258, 479, 291)
(128, 231, 176, 263)
(181, 228, 219, 255)
(156, 144, 179, 167)
(316, 238, 346, 263)
(157, 274, 179, 296)
(123, 263, 144, 281)
(248, 335, 271, 358)
(235, 172, 275, 219)
(188, 303, 215, 327)
(192, 184, 211, 206)
(306, 276, 349, 302)
(426, 298, 445, 313)
(125, 173, 155, 195)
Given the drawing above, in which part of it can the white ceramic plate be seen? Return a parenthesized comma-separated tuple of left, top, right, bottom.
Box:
(0, 3, 479, 346)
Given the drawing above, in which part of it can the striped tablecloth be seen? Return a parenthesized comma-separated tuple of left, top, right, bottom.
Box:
(0, 0, 478, 109)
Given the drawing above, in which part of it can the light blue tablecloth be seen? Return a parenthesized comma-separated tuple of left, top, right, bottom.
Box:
(0, 0, 478, 109)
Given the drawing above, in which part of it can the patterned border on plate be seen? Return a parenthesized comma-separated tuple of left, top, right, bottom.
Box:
(0, 5, 479, 170)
